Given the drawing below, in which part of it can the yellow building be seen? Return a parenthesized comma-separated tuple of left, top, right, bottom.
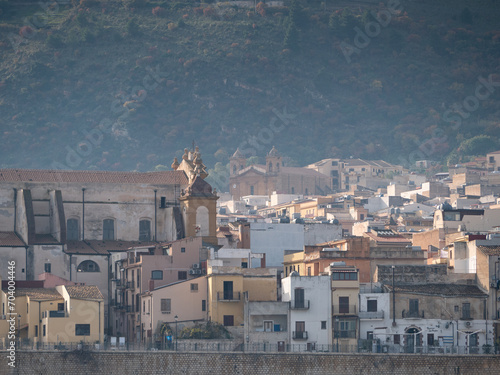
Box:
(283, 250, 306, 277)
(330, 263, 360, 352)
(0, 284, 104, 345)
(207, 265, 277, 327)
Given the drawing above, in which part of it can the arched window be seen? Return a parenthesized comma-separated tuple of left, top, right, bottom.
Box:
(233, 165, 237, 174)
(269, 163, 273, 172)
(139, 219, 151, 241)
(77, 260, 100, 272)
(67, 218, 79, 241)
(103, 219, 115, 240)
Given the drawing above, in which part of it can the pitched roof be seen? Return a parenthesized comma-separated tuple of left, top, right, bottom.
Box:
(0, 232, 26, 247)
(65, 285, 104, 300)
(34, 234, 60, 245)
(385, 283, 487, 297)
(0, 169, 188, 185)
(478, 245, 500, 256)
(8, 288, 62, 300)
(183, 176, 216, 198)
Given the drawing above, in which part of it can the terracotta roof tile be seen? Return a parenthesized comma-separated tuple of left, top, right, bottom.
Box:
(0, 232, 26, 247)
(65, 285, 104, 300)
(34, 234, 60, 245)
(478, 246, 500, 256)
(385, 284, 487, 297)
(7, 288, 62, 300)
(0, 169, 188, 185)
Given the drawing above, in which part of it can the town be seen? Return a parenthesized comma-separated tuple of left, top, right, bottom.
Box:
(1, 146, 500, 356)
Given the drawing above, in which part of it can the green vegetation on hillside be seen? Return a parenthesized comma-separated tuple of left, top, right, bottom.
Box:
(0, 0, 499, 182)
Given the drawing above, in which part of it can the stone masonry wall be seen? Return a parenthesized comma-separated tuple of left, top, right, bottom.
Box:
(1, 351, 500, 375)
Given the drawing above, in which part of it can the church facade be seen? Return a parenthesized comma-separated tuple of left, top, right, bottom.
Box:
(229, 147, 333, 200)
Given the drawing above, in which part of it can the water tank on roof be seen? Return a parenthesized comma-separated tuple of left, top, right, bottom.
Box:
(331, 261, 346, 267)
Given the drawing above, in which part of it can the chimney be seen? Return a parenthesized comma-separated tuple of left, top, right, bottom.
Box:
(149, 279, 155, 291)
(260, 253, 266, 268)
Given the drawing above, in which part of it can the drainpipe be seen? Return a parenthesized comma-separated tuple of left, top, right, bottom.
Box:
(154, 190, 157, 241)
(69, 254, 72, 281)
(392, 265, 396, 327)
(107, 253, 111, 340)
(13, 188, 17, 233)
(82, 188, 86, 241)
(99, 301, 101, 344)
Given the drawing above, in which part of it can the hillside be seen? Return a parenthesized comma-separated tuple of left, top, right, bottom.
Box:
(1, 0, 500, 189)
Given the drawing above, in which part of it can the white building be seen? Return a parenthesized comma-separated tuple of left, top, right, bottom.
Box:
(281, 273, 332, 350)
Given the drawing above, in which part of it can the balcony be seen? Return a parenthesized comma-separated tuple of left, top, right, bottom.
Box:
(292, 331, 308, 340)
(115, 305, 132, 312)
(358, 310, 384, 320)
(217, 292, 241, 302)
(291, 300, 310, 310)
(402, 310, 424, 319)
(334, 330, 356, 339)
(332, 304, 357, 315)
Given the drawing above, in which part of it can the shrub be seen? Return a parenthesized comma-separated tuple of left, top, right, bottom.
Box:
(203, 7, 216, 18)
(46, 34, 64, 48)
(168, 22, 177, 31)
(256, 2, 267, 17)
(19, 26, 34, 38)
(127, 18, 140, 35)
(152, 6, 166, 17)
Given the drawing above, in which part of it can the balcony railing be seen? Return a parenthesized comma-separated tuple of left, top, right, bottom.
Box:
(217, 292, 241, 301)
(292, 331, 308, 340)
(358, 310, 384, 320)
(48, 310, 66, 318)
(402, 310, 424, 319)
(332, 304, 357, 315)
(291, 300, 310, 310)
(333, 330, 357, 339)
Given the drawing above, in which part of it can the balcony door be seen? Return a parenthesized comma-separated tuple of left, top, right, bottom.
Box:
(223, 281, 233, 300)
(294, 288, 305, 309)
(339, 297, 349, 314)
(295, 321, 305, 339)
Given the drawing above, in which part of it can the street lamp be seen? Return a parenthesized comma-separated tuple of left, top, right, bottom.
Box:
(174, 315, 178, 351)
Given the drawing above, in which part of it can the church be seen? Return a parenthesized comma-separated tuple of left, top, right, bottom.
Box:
(0, 147, 217, 333)
(229, 147, 332, 200)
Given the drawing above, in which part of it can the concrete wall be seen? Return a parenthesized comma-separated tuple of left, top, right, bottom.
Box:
(4, 351, 500, 374)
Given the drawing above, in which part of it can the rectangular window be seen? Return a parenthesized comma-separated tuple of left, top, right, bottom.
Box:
(264, 321, 273, 332)
(202, 300, 206, 312)
(339, 296, 349, 314)
(139, 220, 151, 241)
(427, 333, 434, 346)
(161, 298, 171, 313)
(250, 186, 254, 195)
(394, 334, 400, 345)
(321, 321, 327, 330)
(67, 218, 79, 240)
(223, 315, 234, 327)
(307, 267, 311, 276)
(75, 324, 90, 336)
(367, 331, 373, 341)
(178, 271, 187, 280)
(181, 247, 185, 253)
(462, 303, 471, 319)
(409, 299, 419, 314)
(44, 263, 51, 273)
(294, 288, 305, 309)
(35, 325, 38, 337)
(367, 300, 377, 312)
(223, 281, 233, 300)
(103, 219, 115, 240)
(58, 303, 64, 312)
(43, 325, 46, 337)
(190, 283, 198, 292)
(151, 270, 163, 280)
